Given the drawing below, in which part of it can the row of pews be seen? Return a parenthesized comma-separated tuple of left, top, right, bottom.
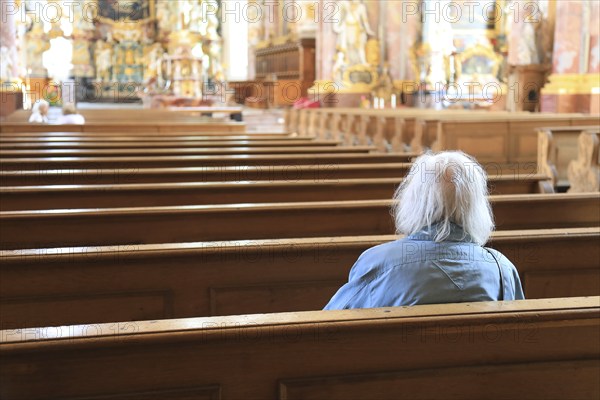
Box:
(0, 113, 599, 399)
(537, 125, 600, 191)
(0, 108, 246, 134)
(288, 108, 600, 190)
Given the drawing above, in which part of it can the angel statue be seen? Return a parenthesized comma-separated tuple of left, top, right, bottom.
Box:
(332, 0, 375, 66)
(95, 40, 113, 82)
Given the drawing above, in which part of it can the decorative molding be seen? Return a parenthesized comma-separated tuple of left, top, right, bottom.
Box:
(541, 73, 600, 95)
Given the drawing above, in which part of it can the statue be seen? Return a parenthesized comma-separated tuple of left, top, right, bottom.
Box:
(25, 20, 50, 76)
(332, 0, 375, 66)
(203, 12, 221, 41)
(332, 50, 347, 84)
(207, 42, 223, 81)
(95, 40, 113, 81)
(372, 63, 394, 100)
(517, 21, 540, 64)
(144, 43, 165, 81)
(156, 0, 178, 35)
(188, 0, 204, 32)
(0, 46, 14, 82)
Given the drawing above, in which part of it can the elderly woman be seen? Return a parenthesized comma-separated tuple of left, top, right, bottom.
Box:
(325, 151, 524, 309)
(56, 103, 85, 125)
(28, 99, 49, 123)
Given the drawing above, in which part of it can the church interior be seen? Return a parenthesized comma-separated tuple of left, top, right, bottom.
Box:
(0, 1, 600, 399)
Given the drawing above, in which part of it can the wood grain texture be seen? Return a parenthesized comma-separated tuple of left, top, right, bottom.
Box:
(0, 297, 598, 400)
(0, 174, 552, 211)
(568, 131, 600, 192)
(1, 228, 598, 328)
(2, 193, 594, 249)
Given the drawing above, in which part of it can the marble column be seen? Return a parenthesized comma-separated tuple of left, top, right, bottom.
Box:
(385, 0, 420, 83)
(541, 1, 600, 113)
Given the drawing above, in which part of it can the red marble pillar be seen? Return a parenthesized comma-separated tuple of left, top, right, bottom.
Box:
(541, 1, 600, 114)
(385, 1, 419, 82)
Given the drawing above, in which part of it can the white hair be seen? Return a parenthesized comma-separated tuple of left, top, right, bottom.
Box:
(392, 151, 494, 245)
(31, 99, 49, 114)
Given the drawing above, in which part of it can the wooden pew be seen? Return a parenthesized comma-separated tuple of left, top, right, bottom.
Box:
(0, 133, 295, 141)
(0, 139, 341, 150)
(0, 193, 596, 249)
(413, 114, 600, 164)
(0, 163, 414, 186)
(0, 121, 247, 134)
(1, 298, 599, 400)
(3, 107, 244, 123)
(289, 108, 520, 152)
(0, 153, 413, 171)
(291, 109, 598, 157)
(568, 130, 600, 193)
(0, 145, 377, 158)
(0, 175, 554, 211)
(1, 228, 598, 328)
(537, 126, 600, 187)
(0, 163, 545, 187)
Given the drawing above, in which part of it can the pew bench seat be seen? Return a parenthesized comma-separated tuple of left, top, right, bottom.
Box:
(1, 194, 596, 249)
(0, 139, 343, 150)
(0, 153, 415, 171)
(1, 228, 598, 328)
(0, 146, 378, 158)
(1, 297, 598, 400)
(0, 174, 554, 211)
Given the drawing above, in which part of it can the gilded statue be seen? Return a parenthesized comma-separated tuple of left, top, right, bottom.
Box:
(25, 20, 50, 75)
(156, 0, 179, 34)
(0, 47, 14, 82)
(95, 40, 113, 81)
(203, 12, 221, 41)
(72, 38, 93, 76)
(372, 63, 394, 100)
(332, 50, 347, 84)
(143, 43, 165, 80)
(332, 0, 375, 66)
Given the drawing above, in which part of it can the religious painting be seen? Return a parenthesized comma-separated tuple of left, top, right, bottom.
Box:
(98, 0, 153, 21)
(450, 0, 500, 53)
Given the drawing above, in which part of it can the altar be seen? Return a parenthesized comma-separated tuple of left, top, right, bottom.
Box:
(66, 0, 224, 105)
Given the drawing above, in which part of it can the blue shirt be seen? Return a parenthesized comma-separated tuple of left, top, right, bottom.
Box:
(324, 224, 525, 310)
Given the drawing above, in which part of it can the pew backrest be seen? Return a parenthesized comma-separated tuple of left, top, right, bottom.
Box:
(0, 174, 555, 211)
(537, 126, 600, 187)
(1, 228, 598, 328)
(568, 130, 600, 192)
(1, 297, 598, 400)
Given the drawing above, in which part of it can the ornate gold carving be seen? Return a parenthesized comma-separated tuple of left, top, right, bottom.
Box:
(366, 39, 380, 66)
(455, 43, 502, 83)
(342, 65, 379, 93)
(541, 74, 600, 95)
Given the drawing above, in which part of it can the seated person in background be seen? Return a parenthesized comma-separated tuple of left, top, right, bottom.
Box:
(28, 99, 49, 123)
(56, 103, 85, 125)
(325, 151, 524, 310)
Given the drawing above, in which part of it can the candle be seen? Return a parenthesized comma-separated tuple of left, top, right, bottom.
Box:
(391, 94, 397, 108)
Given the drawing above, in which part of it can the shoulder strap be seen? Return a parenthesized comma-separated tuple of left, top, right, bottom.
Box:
(485, 248, 506, 301)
